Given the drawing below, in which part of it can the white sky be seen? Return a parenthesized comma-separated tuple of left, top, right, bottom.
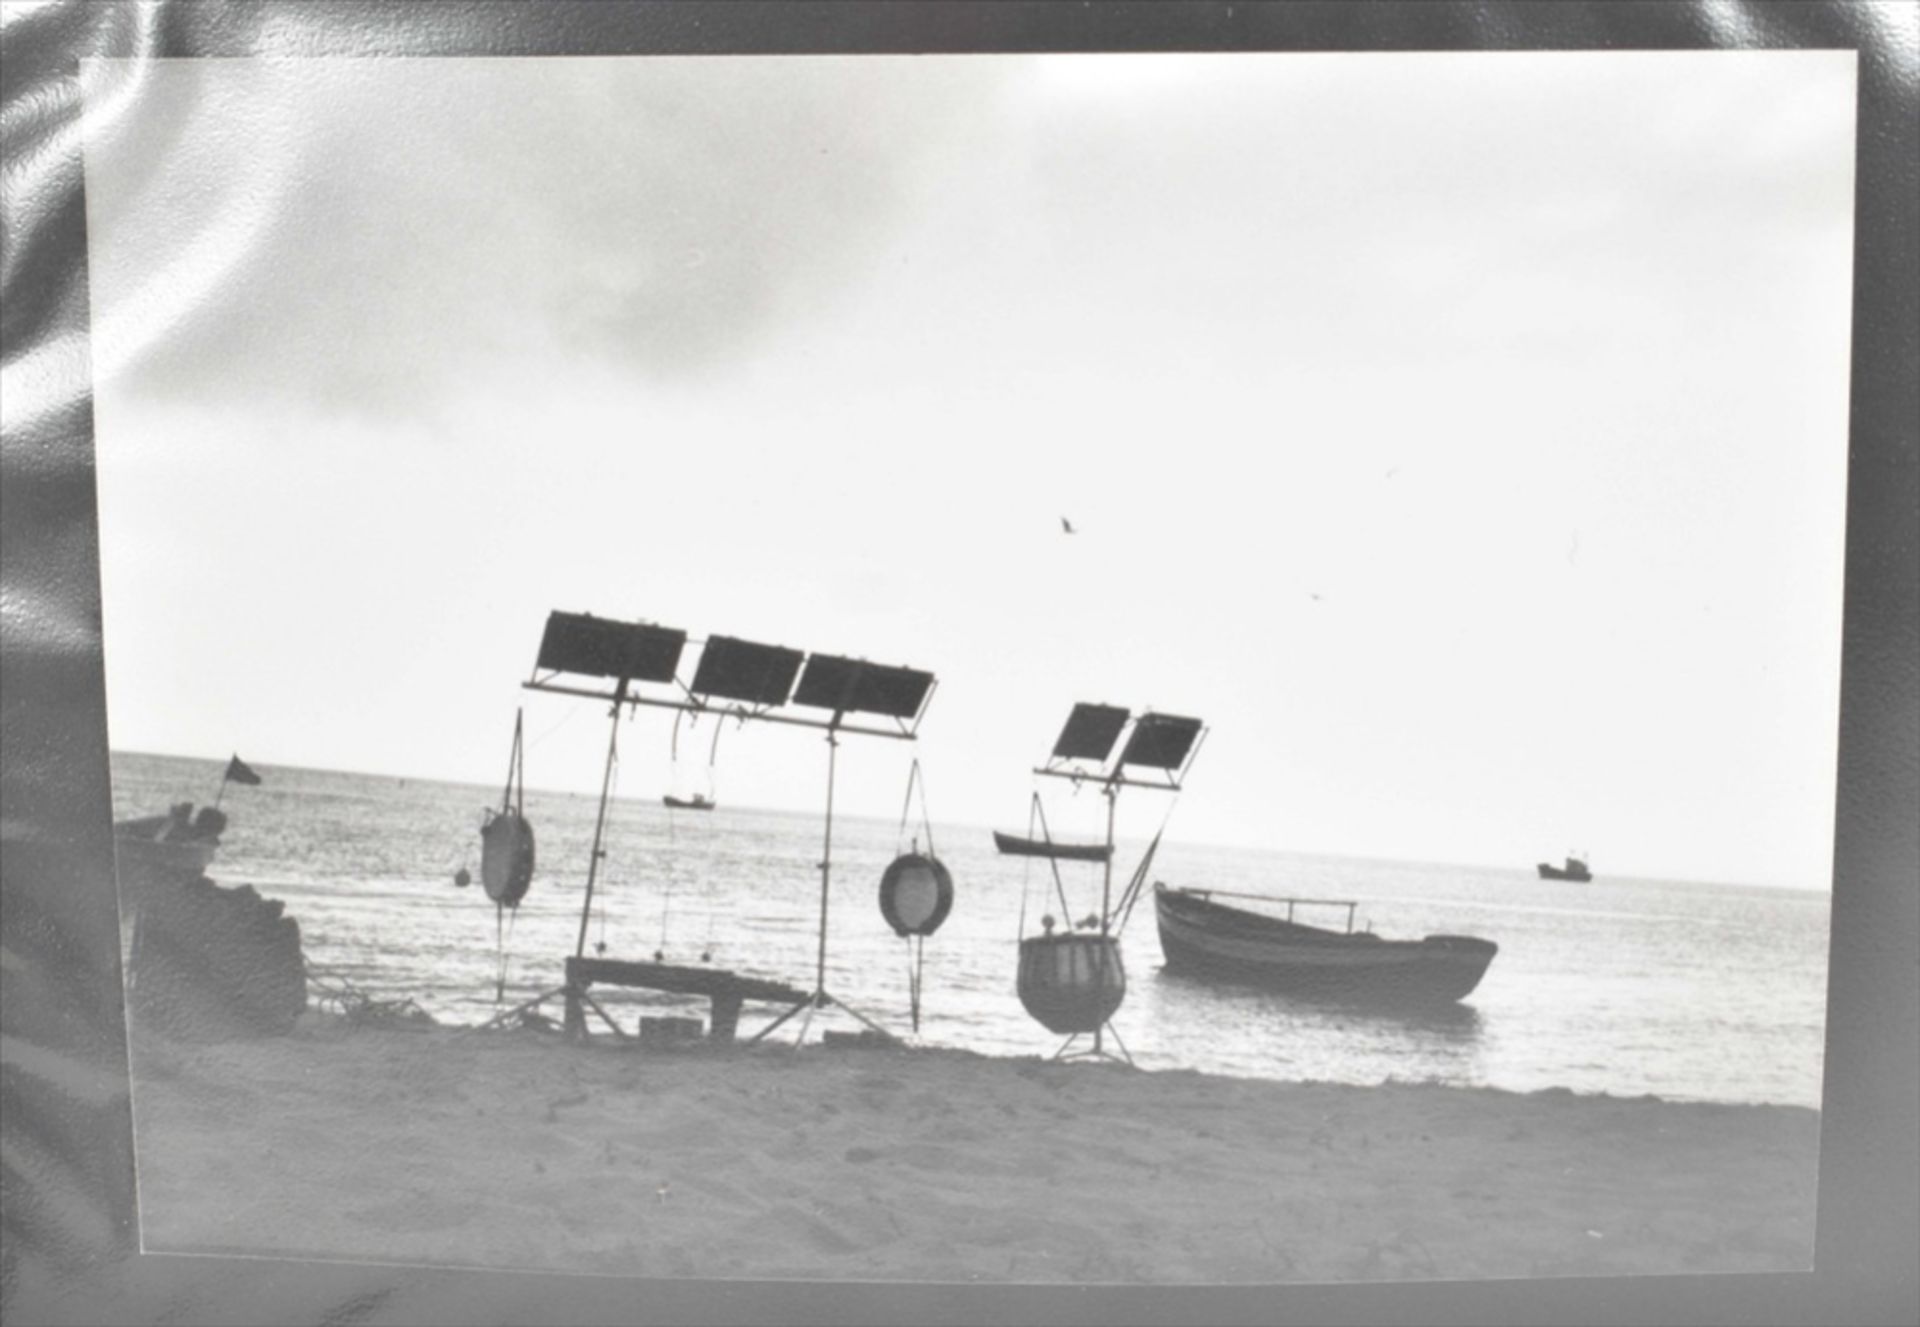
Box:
(81, 53, 1856, 888)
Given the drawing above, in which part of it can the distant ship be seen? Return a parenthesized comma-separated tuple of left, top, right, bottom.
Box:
(1537, 855, 1593, 882)
(662, 793, 715, 812)
(992, 829, 1111, 863)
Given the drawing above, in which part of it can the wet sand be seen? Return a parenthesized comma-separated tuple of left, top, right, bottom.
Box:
(127, 1017, 1819, 1284)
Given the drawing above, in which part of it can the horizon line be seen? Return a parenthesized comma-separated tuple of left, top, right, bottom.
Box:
(105, 746, 1831, 896)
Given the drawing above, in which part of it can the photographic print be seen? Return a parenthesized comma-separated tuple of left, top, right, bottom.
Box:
(78, 49, 1853, 1284)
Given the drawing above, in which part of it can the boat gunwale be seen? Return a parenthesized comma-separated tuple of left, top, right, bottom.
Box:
(1154, 885, 1496, 954)
(992, 829, 1112, 862)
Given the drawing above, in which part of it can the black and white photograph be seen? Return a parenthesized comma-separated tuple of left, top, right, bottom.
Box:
(9, 7, 1911, 1315)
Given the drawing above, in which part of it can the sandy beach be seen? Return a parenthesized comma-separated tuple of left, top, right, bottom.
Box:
(125, 1016, 1819, 1284)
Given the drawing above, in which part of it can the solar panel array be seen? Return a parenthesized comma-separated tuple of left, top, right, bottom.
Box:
(1051, 702, 1131, 762)
(536, 612, 686, 684)
(689, 635, 805, 707)
(1117, 712, 1204, 771)
(792, 654, 936, 720)
(532, 611, 932, 725)
(1041, 703, 1206, 780)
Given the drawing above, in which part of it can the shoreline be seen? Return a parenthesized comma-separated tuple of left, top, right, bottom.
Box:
(127, 1016, 1820, 1284)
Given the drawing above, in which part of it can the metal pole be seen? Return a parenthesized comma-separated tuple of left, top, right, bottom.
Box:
(1101, 781, 1118, 932)
(815, 725, 839, 999)
(574, 680, 627, 959)
(502, 709, 522, 810)
(1095, 779, 1120, 1057)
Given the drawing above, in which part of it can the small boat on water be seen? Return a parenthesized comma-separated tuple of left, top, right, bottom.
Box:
(1153, 884, 1497, 1006)
(663, 793, 715, 811)
(1537, 855, 1592, 882)
(992, 829, 1111, 863)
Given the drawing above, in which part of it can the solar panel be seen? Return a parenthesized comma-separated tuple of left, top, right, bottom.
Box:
(1117, 713, 1204, 771)
(791, 654, 936, 720)
(1051, 703, 1131, 763)
(535, 612, 686, 684)
(689, 636, 805, 707)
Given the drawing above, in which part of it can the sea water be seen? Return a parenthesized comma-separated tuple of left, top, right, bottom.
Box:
(108, 752, 1830, 1109)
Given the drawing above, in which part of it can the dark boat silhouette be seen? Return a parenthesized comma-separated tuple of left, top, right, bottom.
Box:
(992, 829, 1111, 863)
(662, 793, 715, 811)
(1536, 855, 1592, 882)
(1153, 884, 1497, 1006)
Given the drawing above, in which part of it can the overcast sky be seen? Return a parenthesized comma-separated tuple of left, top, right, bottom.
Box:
(81, 52, 1855, 888)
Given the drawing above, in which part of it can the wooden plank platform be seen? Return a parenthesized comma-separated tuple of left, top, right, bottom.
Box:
(563, 956, 812, 1042)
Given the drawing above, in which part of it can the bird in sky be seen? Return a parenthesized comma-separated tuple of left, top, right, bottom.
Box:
(1060, 516, 1077, 535)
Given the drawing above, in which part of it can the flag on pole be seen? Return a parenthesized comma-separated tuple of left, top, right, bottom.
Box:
(224, 754, 263, 786)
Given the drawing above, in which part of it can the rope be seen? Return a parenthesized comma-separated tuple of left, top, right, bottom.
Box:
(1112, 791, 1182, 935)
(1016, 816, 1032, 940)
(906, 934, 926, 1033)
(493, 902, 521, 1003)
(700, 852, 717, 962)
(707, 717, 726, 801)
(525, 701, 583, 753)
(656, 872, 672, 961)
(594, 730, 622, 954)
(893, 758, 938, 858)
(500, 709, 525, 816)
(1111, 830, 1161, 937)
(894, 757, 940, 1028)
(470, 985, 566, 1034)
(304, 959, 437, 1028)
(1030, 792, 1074, 921)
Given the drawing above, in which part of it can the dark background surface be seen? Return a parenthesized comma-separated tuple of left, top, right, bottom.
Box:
(2, 3, 1914, 1324)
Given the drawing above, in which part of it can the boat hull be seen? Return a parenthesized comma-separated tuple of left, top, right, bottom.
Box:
(992, 830, 1110, 863)
(1154, 886, 1496, 1005)
(117, 806, 307, 1040)
(1536, 861, 1592, 882)
(663, 797, 715, 812)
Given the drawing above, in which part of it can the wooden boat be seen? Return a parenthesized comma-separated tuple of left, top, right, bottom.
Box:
(662, 793, 715, 811)
(992, 829, 1111, 863)
(1536, 855, 1592, 882)
(115, 802, 223, 879)
(1153, 884, 1496, 1005)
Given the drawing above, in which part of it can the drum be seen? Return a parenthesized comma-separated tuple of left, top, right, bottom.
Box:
(878, 852, 954, 938)
(1016, 932, 1126, 1034)
(479, 809, 535, 907)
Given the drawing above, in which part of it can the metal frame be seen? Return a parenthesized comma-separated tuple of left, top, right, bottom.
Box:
(1032, 718, 1208, 794)
(1053, 1022, 1132, 1067)
(1025, 709, 1207, 1063)
(525, 673, 934, 742)
(524, 627, 935, 1046)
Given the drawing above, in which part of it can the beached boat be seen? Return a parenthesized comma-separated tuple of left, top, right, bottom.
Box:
(1153, 884, 1497, 1005)
(662, 793, 715, 811)
(119, 804, 307, 1039)
(115, 803, 224, 880)
(992, 829, 1111, 862)
(1536, 856, 1592, 882)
